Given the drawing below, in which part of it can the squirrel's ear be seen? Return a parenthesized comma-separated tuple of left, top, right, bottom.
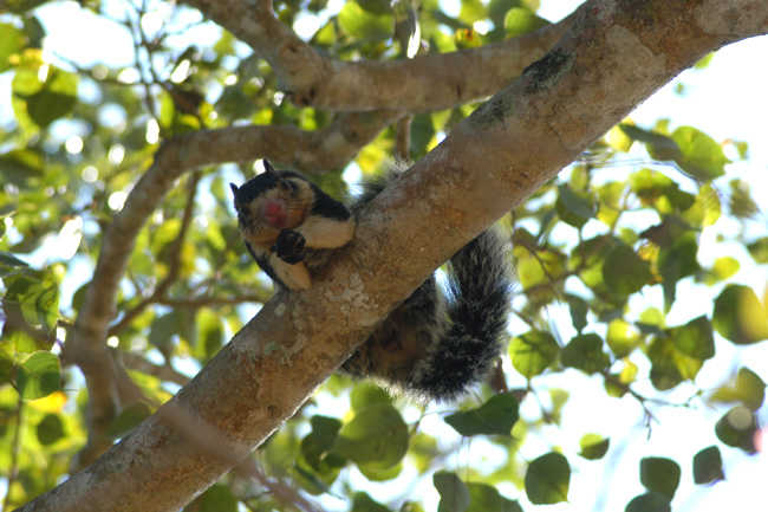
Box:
(263, 159, 276, 175)
(229, 183, 239, 196)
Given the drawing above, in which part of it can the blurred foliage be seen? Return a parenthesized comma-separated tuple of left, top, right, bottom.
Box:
(0, 0, 767, 511)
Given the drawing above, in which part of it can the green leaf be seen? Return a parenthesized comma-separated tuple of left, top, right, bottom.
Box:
(602, 243, 651, 296)
(640, 457, 680, 498)
(620, 125, 681, 161)
(658, 231, 700, 310)
(503, 7, 549, 37)
(186, 484, 238, 512)
(561, 334, 610, 375)
(4, 268, 60, 332)
(350, 382, 392, 410)
(355, 0, 392, 15)
(466, 483, 522, 512)
(713, 284, 768, 344)
(333, 403, 408, 470)
(579, 434, 610, 460)
(0, 251, 29, 276)
(715, 406, 757, 453)
(668, 316, 714, 360)
(300, 415, 343, 471)
(647, 335, 703, 391)
(351, 492, 391, 512)
(747, 237, 768, 264)
(509, 331, 559, 378)
(710, 367, 766, 411)
(444, 393, 519, 436)
(16, 351, 61, 399)
(629, 168, 694, 214)
(338, 1, 394, 41)
(0, 23, 25, 73)
(459, 0, 486, 24)
(525, 452, 570, 505)
(434, 472, 470, 512)
(671, 126, 728, 181)
(556, 184, 596, 228)
(625, 492, 671, 512)
(20, 68, 79, 128)
(606, 319, 641, 358)
(693, 446, 724, 484)
(700, 256, 739, 285)
(36, 413, 65, 445)
(196, 309, 223, 362)
(565, 294, 588, 332)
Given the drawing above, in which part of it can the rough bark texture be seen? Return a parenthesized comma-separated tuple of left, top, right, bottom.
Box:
(22, 1, 768, 511)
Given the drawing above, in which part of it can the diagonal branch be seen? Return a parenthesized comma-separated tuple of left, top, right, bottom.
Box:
(63, 111, 398, 464)
(182, 0, 574, 111)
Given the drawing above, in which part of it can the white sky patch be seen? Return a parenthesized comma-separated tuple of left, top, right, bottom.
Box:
(170, 59, 191, 83)
(146, 119, 160, 144)
(108, 190, 128, 211)
(81, 165, 98, 183)
(64, 135, 84, 154)
(56, 217, 84, 260)
(108, 144, 125, 165)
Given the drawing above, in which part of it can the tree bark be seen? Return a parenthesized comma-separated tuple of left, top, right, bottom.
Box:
(21, 1, 768, 511)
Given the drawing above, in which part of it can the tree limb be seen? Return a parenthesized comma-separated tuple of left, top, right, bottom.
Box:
(182, 0, 574, 111)
(33, 1, 768, 511)
(62, 110, 398, 463)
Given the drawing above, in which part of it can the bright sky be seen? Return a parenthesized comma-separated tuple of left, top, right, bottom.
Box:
(1, 1, 767, 511)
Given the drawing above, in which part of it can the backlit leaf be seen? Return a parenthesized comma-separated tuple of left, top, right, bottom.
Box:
(525, 452, 570, 505)
(509, 331, 558, 378)
(445, 393, 519, 436)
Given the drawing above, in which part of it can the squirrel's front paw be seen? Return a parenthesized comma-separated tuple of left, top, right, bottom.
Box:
(274, 230, 306, 264)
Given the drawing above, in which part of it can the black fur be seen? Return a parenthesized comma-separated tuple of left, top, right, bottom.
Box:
(343, 171, 512, 401)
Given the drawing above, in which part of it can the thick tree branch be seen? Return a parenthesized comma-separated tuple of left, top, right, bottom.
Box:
(31, 1, 767, 511)
(62, 110, 397, 462)
(182, 0, 574, 111)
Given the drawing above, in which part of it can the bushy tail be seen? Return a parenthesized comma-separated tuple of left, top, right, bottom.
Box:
(409, 228, 512, 400)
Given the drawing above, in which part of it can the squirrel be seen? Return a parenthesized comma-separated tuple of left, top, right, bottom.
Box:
(230, 160, 511, 401)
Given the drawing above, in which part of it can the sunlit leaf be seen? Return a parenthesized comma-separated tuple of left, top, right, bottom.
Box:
(16, 351, 61, 399)
(338, 1, 394, 41)
(747, 237, 768, 264)
(579, 434, 610, 460)
(668, 316, 714, 360)
(333, 404, 408, 469)
(509, 331, 559, 378)
(186, 484, 237, 512)
(671, 126, 728, 181)
(0, 22, 25, 73)
(607, 319, 641, 358)
(713, 284, 768, 345)
(504, 7, 548, 37)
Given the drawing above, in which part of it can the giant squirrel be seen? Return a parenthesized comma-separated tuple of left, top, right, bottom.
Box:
(230, 160, 511, 401)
